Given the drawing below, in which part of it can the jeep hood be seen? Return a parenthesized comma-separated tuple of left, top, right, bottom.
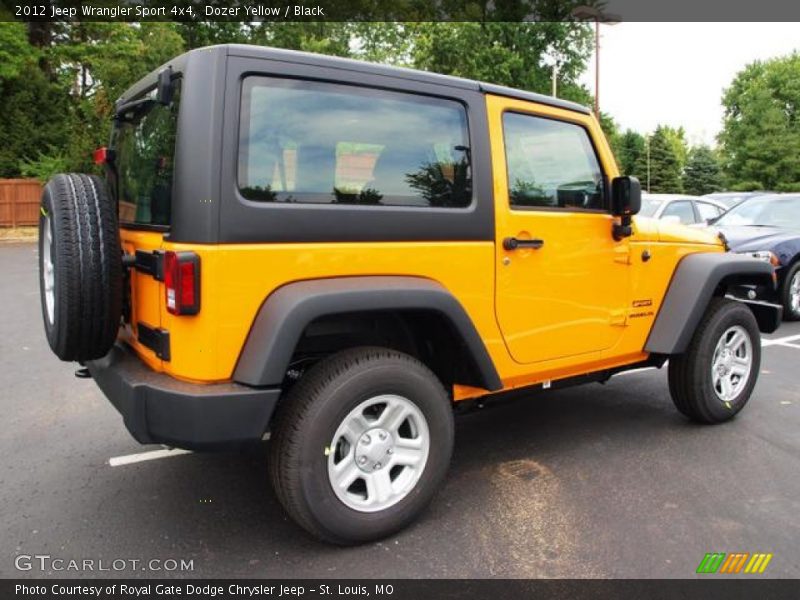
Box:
(633, 216, 722, 246)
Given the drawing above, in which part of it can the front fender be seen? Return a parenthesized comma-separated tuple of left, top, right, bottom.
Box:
(645, 252, 778, 355)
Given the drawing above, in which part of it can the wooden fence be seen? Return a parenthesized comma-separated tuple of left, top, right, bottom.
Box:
(0, 179, 43, 227)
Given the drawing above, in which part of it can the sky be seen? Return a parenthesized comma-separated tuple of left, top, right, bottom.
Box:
(577, 23, 800, 146)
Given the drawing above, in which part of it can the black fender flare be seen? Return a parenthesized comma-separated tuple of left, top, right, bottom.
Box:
(644, 252, 779, 355)
(233, 276, 503, 391)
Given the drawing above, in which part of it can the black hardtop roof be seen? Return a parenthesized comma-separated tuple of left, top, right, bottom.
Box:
(122, 43, 591, 116)
(227, 44, 591, 114)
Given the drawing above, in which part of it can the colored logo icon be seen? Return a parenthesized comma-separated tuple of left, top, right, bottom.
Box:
(696, 552, 773, 574)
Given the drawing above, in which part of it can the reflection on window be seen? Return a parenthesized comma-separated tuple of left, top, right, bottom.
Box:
(113, 81, 181, 226)
(502, 113, 604, 210)
(238, 78, 472, 208)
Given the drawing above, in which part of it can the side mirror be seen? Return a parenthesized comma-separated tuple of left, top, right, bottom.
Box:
(611, 176, 641, 217)
(610, 176, 641, 240)
(156, 67, 174, 105)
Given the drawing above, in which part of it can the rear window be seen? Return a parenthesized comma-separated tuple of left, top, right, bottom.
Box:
(237, 77, 472, 208)
(112, 80, 181, 227)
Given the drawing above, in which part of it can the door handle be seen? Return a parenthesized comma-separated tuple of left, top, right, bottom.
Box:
(503, 237, 544, 251)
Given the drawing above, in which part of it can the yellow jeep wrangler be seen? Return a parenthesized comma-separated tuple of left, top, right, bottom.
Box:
(38, 45, 781, 544)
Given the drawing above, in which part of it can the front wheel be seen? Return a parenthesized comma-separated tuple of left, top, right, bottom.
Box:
(668, 298, 761, 424)
(268, 347, 454, 544)
(781, 262, 800, 321)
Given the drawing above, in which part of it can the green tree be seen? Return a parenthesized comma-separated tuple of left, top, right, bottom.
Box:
(719, 53, 800, 190)
(4, 23, 186, 179)
(0, 21, 39, 80)
(661, 125, 688, 173)
(0, 19, 598, 180)
(636, 126, 683, 193)
(250, 22, 352, 57)
(0, 66, 71, 177)
(615, 129, 646, 177)
(409, 21, 593, 104)
(683, 145, 722, 195)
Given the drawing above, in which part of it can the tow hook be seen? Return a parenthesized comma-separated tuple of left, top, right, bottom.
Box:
(74, 362, 92, 379)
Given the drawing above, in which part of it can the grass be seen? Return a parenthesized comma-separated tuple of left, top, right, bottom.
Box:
(0, 226, 38, 242)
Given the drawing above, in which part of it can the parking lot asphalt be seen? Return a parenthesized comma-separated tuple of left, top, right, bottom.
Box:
(1, 241, 799, 579)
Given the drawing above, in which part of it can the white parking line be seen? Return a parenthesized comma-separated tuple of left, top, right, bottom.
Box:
(761, 334, 800, 348)
(108, 448, 193, 467)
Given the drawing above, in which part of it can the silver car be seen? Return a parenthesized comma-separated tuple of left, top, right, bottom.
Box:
(639, 194, 728, 226)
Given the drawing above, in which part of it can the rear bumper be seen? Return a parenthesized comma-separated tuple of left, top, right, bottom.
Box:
(87, 344, 281, 450)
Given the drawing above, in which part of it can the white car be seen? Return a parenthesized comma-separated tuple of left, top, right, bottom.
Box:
(639, 193, 728, 226)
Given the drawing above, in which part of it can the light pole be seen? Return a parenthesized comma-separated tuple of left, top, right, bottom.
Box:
(571, 6, 620, 119)
(551, 62, 559, 97)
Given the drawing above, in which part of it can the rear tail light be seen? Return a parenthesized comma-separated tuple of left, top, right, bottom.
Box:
(93, 146, 107, 165)
(164, 251, 200, 316)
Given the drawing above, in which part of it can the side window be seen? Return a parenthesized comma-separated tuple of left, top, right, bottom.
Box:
(238, 77, 472, 208)
(502, 112, 605, 210)
(696, 201, 723, 221)
(661, 200, 696, 224)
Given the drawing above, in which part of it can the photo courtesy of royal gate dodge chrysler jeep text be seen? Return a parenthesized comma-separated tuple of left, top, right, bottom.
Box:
(37, 44, 782, 545)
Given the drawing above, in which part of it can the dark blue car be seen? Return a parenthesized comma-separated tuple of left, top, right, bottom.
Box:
(712, 194, 800, 320)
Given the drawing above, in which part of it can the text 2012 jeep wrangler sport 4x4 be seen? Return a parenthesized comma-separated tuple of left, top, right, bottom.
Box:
(38, 45, 782, 544)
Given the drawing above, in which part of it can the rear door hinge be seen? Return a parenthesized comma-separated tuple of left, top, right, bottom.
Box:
(137, 321, 170, 361)
(134, 250, 165, 281)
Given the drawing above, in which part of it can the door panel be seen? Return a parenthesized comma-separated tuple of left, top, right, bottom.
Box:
(488, 95, 631, 364)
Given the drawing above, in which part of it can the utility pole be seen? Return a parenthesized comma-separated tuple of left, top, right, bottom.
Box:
(571, 6, 621, 120)
(646, 134, 651, 193)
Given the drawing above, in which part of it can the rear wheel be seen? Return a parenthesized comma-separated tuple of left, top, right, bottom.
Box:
(781, 262, 800, 321)
(668, 298, 761, 423)
(268, 347, 454, 545)
(38, 173, 122, 361)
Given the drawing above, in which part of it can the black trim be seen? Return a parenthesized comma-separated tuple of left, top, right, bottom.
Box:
(233, 276, 502, 391)
(644, 253, 778, 354)
(134, 250, 164, 281)
(137, 322, 171, 361)
(119, 223, 170, 233)
(87, 344, 280, 450)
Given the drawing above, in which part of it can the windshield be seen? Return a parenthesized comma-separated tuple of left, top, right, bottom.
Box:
(111, 80, 181, 227)
(639, 197, 663, 217)
(714, 196, 800, 229)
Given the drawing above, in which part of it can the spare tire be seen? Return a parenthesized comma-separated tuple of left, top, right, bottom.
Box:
(39, 173, 122, 361)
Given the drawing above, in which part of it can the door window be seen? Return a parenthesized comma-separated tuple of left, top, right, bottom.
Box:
(502, 113, 605, 211)
(661, 200, 696, 224)
(696, 201, 724, 222)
